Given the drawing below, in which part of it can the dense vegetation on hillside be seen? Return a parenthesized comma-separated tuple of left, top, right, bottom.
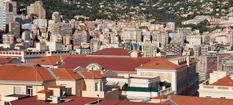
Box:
(14, 0, 233, 27)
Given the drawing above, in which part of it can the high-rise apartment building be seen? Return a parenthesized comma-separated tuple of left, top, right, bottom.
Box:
(0, 1, 4, 31)
(2, 33, 14, 44)
(141, 41, 156, 57)
(27, 1, 46, 19)
(8, 21, 21, 38)
(0, 0, 14, 31)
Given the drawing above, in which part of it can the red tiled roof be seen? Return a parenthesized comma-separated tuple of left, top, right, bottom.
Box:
(137, 58, 181, 70)
(29, 55, 87, 66)
(0, 58, 21, 64)
(170, 95, 233, 105)
(37, 90, 51, 94)
(61, 56, 150, 72)
(0, 64, 54, 82)
(51, 68, 82, 80)
(29, 56, 62, 65)
(11, 96, 96, 105)
(11, 96, 168, 105)
(139, 58, 196, 70)
(61, 56, 190, 72)
(79, 71, 104, 79)
(48, 85, 65, 88)
(211, 76, 233, 86)
(91, 48, 131, 56)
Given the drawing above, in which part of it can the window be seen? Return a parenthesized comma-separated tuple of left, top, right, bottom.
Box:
(14, 86, 22, 94)
(4, 102, 10, 105)
(65, 88, 72, 96)
(26, 86, 33, 96)
(95, 82, 98, 91)
(100, 82, 103, 91)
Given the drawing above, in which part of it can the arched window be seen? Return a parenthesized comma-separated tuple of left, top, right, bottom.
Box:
(86, 63, 103, 71)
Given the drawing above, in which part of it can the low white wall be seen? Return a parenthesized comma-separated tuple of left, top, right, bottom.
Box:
(124, 91, 158, 99)
(82, 91, 105, 98)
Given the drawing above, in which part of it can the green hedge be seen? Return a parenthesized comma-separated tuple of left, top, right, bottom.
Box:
(160, 82, 171, 88)
(123, 84, 158, 92)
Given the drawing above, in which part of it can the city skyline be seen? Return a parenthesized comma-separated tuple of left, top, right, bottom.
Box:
(0, 0, 233, 105)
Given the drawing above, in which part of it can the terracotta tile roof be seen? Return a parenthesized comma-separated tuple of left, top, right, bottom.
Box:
(211, 76, 233, 86)
(48, 85, 65, 88)
(170, 95, 233, 105)
(11, 96, 167, 105)
(0, 58, 21, 64)
(61, 56, 150, 72)
(91, 48, 131, 56)
(51, 68, 82, 80)
(37, 90, 51, 94)
(61, 56, 191, 72)
(29, 56, 62, 65)
(137, 58, 181, 70)
(0, 64, 54, 82)
(29, 55, 87, 66)
(79, 71, 104, 79)
(139, 58, 196, 70)
(11, 96, 96, 105)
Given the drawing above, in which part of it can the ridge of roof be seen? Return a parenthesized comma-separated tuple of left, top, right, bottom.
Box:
(51, 68, 81, 80)
(91, 48, 131, 56)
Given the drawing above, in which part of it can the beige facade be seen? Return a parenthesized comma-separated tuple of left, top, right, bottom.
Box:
(0, 81, 56, 105)
(136, 63, 198, 95)
(199, 71, 233, 99)
(141, 41, 156, 57)
(199, 84, 233, 99)
(82, 79, 105, 98)
(27, 1, 46, 19)
(55, 79, 84, 96)
(82, 79, 119, 99)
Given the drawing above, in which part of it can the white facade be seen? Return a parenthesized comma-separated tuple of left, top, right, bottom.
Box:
(209, 71, 227, 84)
(33, 19, 48, 29)
(48, 42, 63, 51)
(0, 0, 5, 30)
(136, 69, 177, 93)
(186, 35, 202, 48)
(199, 84, 233, 99)
(35, 42, 48, 51)
(0, 0, 13, 31)
(199, 71, 233, 99)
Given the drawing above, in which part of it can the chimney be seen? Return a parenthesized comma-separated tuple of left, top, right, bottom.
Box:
(37, 90, 51, 101)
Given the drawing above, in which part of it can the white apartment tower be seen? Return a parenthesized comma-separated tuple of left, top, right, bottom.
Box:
(0, 0, 14, 31)
(0, 0, 7, 31)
